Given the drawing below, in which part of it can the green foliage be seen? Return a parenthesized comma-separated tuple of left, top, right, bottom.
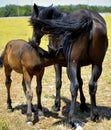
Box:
(19, 5, 32, 16)
(0, 5, 32, 17)
(0, 4, 111, 17)
(58, 4, 111, 13)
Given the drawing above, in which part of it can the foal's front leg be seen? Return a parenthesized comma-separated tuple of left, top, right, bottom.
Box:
(89, 64, 102, 121)
(67, 62, 79, 125)
(22, 77, 35, 112)
(23, 69, 33, 125)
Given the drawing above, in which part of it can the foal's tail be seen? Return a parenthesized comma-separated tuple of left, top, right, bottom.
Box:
(0, 51, 4, 67)
(31, 15, 93, 38)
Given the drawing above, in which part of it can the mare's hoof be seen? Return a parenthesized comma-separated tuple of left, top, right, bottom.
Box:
(91, 114, 101, 122)
(27, 121, 33, 126)
(80, 104, 90, 112)
(52, 105, 60, 112)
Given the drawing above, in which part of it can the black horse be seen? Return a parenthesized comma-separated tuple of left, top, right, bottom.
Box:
(31, 4, 108, 126)
(31, 3, 89, 113)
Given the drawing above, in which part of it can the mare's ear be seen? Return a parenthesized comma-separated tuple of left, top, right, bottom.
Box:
(33, 3, 39, 16)
(49, 4, 53, 7)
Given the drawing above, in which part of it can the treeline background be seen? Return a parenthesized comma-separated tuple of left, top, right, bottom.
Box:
(0, 4, 111, 17)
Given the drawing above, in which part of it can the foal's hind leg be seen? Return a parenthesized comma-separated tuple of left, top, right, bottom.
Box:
(89, 64, 102, 121)
(4, 67, 13, 112)
(22, 77, 26, 96)
(23, 68, 33, 125)
(52, 64, 62, 111)
(78, 68, 89, 112)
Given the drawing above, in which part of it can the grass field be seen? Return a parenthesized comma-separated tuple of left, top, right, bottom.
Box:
(0, 17, 48, 50)
(0, 15, 111, 130)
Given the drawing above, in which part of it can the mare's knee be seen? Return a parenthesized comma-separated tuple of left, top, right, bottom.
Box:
(89, 80, 97, 96)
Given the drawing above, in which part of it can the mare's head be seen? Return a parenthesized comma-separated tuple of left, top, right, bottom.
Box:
(30, 3, 62, 44)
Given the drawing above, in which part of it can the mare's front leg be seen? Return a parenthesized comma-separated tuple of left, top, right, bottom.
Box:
(89, 64, 102, 121)
(67, 62, 79, 125)
(5, 67, 13, 112)
(36, 69, 44, 118)
(23, 68, 33, 125)
(52, 64, 62, 111)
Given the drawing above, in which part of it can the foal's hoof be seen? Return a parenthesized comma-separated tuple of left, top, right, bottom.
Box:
(38, 110, 44, 120)
(69, 120, 83, 130)
(27, 121, 33, 126)
(7, 109, 13, 112)
(52, 105, 60, 112)
(7, 107, 13, 112)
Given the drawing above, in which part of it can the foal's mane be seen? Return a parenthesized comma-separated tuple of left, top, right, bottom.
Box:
(28, 40, 56, 58)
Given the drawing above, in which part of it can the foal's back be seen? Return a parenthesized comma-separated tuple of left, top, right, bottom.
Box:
(4, 39, 41, 74)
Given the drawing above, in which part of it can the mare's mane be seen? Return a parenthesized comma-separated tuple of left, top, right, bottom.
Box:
(31, 14, 93, 39)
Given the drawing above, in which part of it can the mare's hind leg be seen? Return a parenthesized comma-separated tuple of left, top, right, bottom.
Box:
(89, 64, 102, 121)
(36, 69, 44, 118)
(78, 68, 89, 112)
(67, 62, 79, 125)
(52, 64, 62, 111)
(4, 67, 12, 112)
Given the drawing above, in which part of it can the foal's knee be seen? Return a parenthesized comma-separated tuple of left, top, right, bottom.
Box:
(26, 91, 33, 101)
(5, 78, 12, 87)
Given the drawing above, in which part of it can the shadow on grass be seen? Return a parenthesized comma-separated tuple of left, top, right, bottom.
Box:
(52, 96, 111, 127)
(14, 103, 62, 124)
(13, 96, 111, 126)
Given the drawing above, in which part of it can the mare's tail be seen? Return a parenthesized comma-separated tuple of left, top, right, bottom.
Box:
(0, 51, 4, 67)
(31, 15, 93, 38)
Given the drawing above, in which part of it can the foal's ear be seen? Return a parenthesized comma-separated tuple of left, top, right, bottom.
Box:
(33, 3, 39, 16)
